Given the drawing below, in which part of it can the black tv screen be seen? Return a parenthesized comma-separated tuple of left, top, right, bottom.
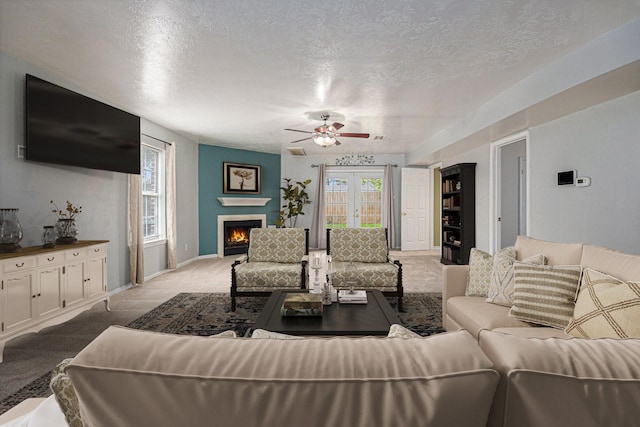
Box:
(25, 74, 141, 174)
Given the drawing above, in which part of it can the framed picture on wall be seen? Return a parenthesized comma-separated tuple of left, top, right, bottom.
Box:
(223, 162, 261, 194)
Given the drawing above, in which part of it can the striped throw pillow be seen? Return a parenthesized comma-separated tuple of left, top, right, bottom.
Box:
(509, 263, 582, 329)
(565, 269, 640, 339)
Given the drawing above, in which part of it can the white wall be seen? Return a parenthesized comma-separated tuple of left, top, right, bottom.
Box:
(528, 91, 640, 254)
(280, 153, 405, 248)
(0, 52, 200, 291)
(440, 91, 640, 255)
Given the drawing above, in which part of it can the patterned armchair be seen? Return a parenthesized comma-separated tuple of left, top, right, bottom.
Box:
(326, 228, 403, 310)
(231, 228, 309, 311)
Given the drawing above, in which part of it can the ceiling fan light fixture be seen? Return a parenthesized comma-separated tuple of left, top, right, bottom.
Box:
(312, 133, 336, 147)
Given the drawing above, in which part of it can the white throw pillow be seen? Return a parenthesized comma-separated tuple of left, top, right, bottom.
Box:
(387, 324, 421, 338)
(250, 329, 301, 339)
(486, 252, 546, 306)
(565, 268, 640, 338)
(466, 247, 515, 297)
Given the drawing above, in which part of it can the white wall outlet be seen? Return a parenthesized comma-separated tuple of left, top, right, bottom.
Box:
(184, 243, 188, 251)
(17, 145, 25, 158)
(576, 176, 591, 187)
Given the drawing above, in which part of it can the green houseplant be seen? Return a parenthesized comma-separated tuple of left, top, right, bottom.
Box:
(275, 178, 312, 228)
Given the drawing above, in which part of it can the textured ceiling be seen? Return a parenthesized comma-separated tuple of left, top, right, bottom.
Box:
(1, 0, 640, 158)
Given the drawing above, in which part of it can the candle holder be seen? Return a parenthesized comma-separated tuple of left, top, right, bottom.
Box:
(309, 254, 323, 294)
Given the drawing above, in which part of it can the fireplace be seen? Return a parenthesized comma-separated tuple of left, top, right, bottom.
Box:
(223, 220, 262, 256)
(217, 214, 267, 257)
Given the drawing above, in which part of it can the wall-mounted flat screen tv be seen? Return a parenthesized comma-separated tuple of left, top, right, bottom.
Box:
(25, 74, 141, 174)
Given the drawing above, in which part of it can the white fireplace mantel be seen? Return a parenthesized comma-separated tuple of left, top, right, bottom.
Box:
(217, 197, 271, 206)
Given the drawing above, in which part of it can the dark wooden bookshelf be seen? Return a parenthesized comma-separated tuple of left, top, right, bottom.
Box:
(441, 163, 476, 265)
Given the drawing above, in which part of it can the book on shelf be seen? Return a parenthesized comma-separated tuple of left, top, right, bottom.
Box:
(338, 290, 368, 304)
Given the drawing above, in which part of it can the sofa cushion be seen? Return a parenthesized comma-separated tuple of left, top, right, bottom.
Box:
(447, 296, 532, 339)
(490, 327, 571, 339)
(466, 247, 515, 297)
(479, 331, 640, 427)
(67, 326, 499, 427)
(508, 263, 582, 329)
(486, 253, 545, 307)
(514, 236, 583, 265)
(565, 268, 640, 339)
(580, 245, 640, 281)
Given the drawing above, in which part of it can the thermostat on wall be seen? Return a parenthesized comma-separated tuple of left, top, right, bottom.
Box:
(576, 176, 591, 187)
(557, 170, 576, 186)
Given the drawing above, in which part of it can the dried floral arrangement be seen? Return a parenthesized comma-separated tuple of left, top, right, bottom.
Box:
(50, 200, 82, 219)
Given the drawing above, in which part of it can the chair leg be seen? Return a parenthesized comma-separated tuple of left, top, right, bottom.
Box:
(231, 296, 236, 312)
(398, 296, 403, 312)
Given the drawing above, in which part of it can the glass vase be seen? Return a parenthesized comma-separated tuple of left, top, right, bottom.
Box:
(55, 218, 78, 244)
(0, 208, 23, 253)
(42, 225, 57, 248)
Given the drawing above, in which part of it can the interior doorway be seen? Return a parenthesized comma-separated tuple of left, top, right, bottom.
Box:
(490, 131, 529, 252)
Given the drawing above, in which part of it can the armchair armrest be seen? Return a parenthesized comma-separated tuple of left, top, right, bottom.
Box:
(233, 254, 248, 266)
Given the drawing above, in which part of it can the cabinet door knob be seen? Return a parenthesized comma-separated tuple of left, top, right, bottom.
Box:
(47, 257, 55, 261)
(16, 262, 24, 267)
(32, 295, 36, 299)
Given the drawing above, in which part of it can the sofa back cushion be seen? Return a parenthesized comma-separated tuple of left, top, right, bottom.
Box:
(329, 228, 388, 263)
(514, 236, 582, 266)
(580, 245, 640, 281)
(248, 227, 306, 263)
(67, 327, 499, 427)
(480, 331, 640, 427)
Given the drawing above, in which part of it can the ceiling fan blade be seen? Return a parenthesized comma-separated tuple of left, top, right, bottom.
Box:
(290, 137, 312, 143)
(335, 132, 370, 138)
(331, 122, 344, 130)
(284, 128, 314, 134)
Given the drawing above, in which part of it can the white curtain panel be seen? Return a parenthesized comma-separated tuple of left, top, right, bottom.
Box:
(383, 164, 395, 249)
(310, 163, 327, 249)
(166, 143, 177, 269)
(128, 174, 144, 285)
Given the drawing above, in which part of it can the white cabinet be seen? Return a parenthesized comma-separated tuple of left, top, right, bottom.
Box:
(0, 240, 109, 362)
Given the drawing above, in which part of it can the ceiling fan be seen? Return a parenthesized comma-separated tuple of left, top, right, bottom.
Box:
(285, 114, 370, 147)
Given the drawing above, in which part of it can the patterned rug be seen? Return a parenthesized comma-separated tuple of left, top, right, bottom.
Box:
(0, 292, 443, 413)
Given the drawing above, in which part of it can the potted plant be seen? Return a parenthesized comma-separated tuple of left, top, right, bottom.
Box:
(275, 178, 311, 228)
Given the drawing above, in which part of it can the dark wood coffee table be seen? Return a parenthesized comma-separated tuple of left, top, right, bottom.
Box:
(251, 289, 401, 336)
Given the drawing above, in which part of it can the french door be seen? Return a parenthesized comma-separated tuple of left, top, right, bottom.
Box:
(325, 171, 384, 228)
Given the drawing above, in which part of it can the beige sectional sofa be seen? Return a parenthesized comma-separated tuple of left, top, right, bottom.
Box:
(444, 236, 640, 427)
(444, 235, 640, 338)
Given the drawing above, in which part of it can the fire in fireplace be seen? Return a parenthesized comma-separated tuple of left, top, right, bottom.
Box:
(223, 220, 262, 256)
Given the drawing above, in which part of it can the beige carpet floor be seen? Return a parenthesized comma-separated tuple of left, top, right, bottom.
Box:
(0, 249, 442, 405)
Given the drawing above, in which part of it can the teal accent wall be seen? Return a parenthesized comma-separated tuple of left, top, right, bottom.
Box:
(198, 145, 281, 255)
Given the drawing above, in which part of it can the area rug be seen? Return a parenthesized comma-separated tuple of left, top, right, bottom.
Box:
(0, 292, 442, 413)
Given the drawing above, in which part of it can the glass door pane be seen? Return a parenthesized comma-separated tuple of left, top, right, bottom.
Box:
(326, 172, 383, 229)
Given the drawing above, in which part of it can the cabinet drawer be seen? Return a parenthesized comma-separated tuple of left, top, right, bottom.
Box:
(65, 248, 87, 261)
(87, 244, 107, 258)
(37, 253, 64, 266)
(2, 257, 36, 274)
